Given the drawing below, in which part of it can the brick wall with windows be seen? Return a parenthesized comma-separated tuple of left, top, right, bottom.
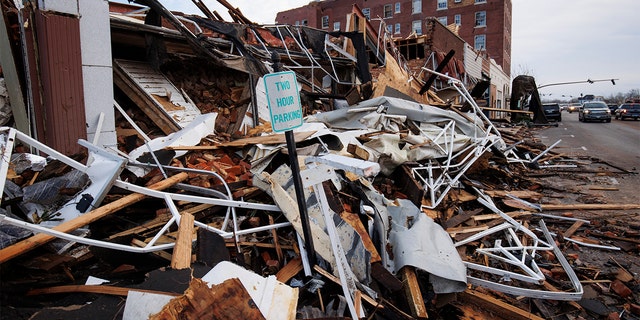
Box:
(275, 0, 511, 75)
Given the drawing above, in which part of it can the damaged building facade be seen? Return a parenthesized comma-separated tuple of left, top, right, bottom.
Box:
(276, 0, 512, 112)
(1, 0, 639, 319)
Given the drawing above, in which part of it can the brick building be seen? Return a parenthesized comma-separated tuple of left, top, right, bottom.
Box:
(275, 0, 511, 76)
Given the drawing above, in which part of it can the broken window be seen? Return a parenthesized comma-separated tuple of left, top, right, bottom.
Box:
(454, 14, 461, 25)
(395, 23, 401, 34)
(474, 34, 486, 50)
(302, 19, 308, 26)
(362, 7, 371, 20)
(412, 20, 422, 35)
(395, 2, 401, 13)
(412, 0, 422, 13)
(475, 11, 486, 27)
(437, 0, 447, 10)
(321, 15, 329, 29)
(384, 4, 393, 18)
(333, 21, 340, 31)
(438, 16, 447, 25)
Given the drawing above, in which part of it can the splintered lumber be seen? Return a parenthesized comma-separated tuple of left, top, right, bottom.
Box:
(149, 278, 265, 320)
(0, 172, 189, 264)
(170, 212, 195, 270)
(339, 210, 403, 292)
(460, 289, 545, 320)
(276, 257, 303, 283)
(400, 266, 428, 319)
(541, 203, 640, 211)
(562, 220, 585, 238)
(27, 285, 180, 297)
(484, 190, 543, 200)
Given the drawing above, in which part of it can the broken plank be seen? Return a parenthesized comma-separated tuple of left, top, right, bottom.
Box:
(106, 212, 172, 240)
(132, 238, 172, 261)
(460, 289, 545, 320)
(170, 212, 195, 270)
(541, 203, 640, 211)
(399, 266, 428, 319)
(276, 257, 303, 283)
(313, 265, 379, 308)
(562, 220, 585, 238)
(27, 285, 181, 297)
(484, 190, 543, 200)
(446, 225, 489, 237)
(444, 208, 483, 229)
(472, 211, 532, 222)
(0, 173, 189, 264)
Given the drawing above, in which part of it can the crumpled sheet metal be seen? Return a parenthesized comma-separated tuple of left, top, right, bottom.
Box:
(357, 179, 467, 294)
(387, 199, 467, 293)
(310, 96, 484, 137)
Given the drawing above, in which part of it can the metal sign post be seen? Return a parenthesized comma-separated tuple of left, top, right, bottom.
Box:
(265, 54, 316, 267)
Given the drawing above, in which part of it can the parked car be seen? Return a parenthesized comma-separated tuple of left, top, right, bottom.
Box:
(566, 103, 581, 113)
(614, 103, 640, 120)
(542, 103, 562, 121)
(578, 101, 611, 122)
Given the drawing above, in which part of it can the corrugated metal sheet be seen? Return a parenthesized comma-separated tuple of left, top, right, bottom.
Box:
(35, 11, 86, 155)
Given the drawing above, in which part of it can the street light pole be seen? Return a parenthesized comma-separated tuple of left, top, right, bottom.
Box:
(537, 78, 619, 89)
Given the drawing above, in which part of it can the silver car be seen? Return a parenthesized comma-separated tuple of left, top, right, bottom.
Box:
(578, 101, 612, 122)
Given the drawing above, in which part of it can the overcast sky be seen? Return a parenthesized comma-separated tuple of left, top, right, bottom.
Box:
(130, 0, 640, 101)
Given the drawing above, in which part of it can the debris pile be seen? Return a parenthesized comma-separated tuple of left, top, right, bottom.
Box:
(1, 1, 639, 319)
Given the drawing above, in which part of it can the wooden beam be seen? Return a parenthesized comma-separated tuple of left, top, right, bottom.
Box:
(276, 257, 303, 283)
(562, 220, 585, 238)
(400, 266, 428, 319)
(27, 284, 180, 297)
(171, 212, 195, 269)
(0, 173, 189, 264)
(541, 203, 640, 211)
(460, 289, 545, 320)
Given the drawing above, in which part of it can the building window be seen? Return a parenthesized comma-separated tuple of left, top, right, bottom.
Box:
(474, 34, 486, 50)
(475, 11, 486, 27)
(386, 24, 393, 34)
(454, 14, 461, 25)
(454, 0, 461, 2)
(384, 4, 393, 18)
(295, 21, 300, 26)
(437, 0, 447, 10)
(412, 0, 421, 14)
(438, 16, 447, 25)
(302, 19, 308, 26)
(333, 21, 341, 31)
(395, 2, 401, 13)
(395, 23, 401, 34)
(362, 8, 371, 20)
(321, 15, 329, 29)
(475, 0, 487, 3)
(412, 20, 422, 35)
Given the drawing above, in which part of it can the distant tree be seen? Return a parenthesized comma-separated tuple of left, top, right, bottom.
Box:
(512, 64, 535, 78)
(627, 88, 640, 100)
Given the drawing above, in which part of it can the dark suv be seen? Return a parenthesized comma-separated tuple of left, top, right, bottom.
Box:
(614, 103, 640, 120)
(542, 103, 562, 121)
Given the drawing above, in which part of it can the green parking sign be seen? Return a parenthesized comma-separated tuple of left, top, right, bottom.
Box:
(264, 71, 303, 132)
